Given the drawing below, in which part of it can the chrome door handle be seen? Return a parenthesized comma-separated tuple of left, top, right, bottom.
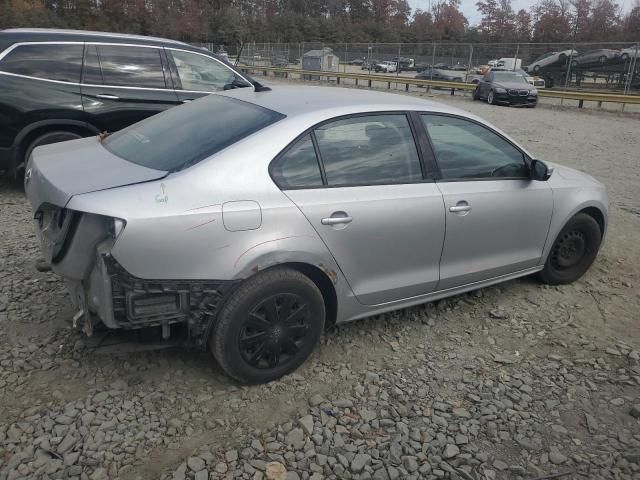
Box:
(182, 99, 193, 103)
(96, 94, 119, 100)
(449, 205, 471, 212)
(321, 216, 353, 225)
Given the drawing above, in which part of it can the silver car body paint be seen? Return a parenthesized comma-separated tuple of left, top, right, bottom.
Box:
(25, 85, 608, 336)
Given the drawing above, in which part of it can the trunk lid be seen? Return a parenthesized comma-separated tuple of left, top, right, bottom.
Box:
(25, 136, 168, 210)
(25, 136, 167, 265)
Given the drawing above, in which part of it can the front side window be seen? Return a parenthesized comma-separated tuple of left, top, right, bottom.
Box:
(271, 135, 323, 189)
(96, 45, 166, 88)
(422, 115, 527, 180)
(103, 95, 285, 172)
(0, 44, 83, 83)
(170, 50, 249, 92)
(314, 115, 423, 186)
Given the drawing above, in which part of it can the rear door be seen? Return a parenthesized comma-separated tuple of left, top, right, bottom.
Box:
(0, 42, 84, 166)
(80, 43, 181, 132)
(165, 48, 253, 102)
(274, 113, 446, 306)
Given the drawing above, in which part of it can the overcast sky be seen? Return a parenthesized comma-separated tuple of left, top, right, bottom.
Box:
(407, 0, 536, 25)
(408, 0, 633, 25)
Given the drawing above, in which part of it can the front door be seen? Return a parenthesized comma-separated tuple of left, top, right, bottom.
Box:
(272, 114, 446, 305)
(164, 48, 253, 102)
(80, 43, 181, 132)
(420, 114, 553, 290)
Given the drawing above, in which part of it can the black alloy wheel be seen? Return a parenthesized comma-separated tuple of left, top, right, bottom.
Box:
(210, 268, 325, 384)
(239, 293, 310, 370)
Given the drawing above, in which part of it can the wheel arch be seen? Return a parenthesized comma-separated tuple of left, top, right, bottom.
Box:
(541, 199, 608, 265)
(579, 206, 606, 238)
(12, 119, 101, 172)
(236, 261, 339, 327)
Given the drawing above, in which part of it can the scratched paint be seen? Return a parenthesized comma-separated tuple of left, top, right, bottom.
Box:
(233, 235, 316, 268)
(184, 218, 216, 231)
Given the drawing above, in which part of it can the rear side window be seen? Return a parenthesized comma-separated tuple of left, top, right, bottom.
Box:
(103, 95, 285, 172)
(271, 135, 323, 189)
(314, 114, 423, 186)
(0, 44, 83, 82)
(96, 45, 166, 88)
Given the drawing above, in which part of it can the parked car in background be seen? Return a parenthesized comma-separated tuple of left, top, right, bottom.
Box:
(361, 59, 379, 70)
(416, 67, 464, 82)
(0, 28, 267, 181)
(349, 58, 364, 66)
(525, 49, 578, 73)
(620, 46, 640, 62)
(490, 67, 546, 88)
(25, 86, 607, 384)
(571, 49, 621, 67)
(375, 60, 398, 73)
(473, 70, 538, 107)
(496, 58, 522, 70)
(392, 56, 415, 72)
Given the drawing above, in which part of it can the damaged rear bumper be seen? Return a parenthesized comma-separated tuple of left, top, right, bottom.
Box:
(65, 240, 238, 348)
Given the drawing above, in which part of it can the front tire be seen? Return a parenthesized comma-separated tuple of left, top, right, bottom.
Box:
(539, 213, 602, 285)
(487, 90, 495, 105)
(210, 268, 325, 384)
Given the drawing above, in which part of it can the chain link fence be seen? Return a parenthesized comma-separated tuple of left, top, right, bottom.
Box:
(199, 41, 640, 94)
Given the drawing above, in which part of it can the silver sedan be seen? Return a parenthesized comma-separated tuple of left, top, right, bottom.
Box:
(25, 86, 608, 384)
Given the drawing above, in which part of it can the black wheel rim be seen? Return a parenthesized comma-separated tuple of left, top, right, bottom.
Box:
(551, 230, 587, 269)
(239, 294, 310, 370)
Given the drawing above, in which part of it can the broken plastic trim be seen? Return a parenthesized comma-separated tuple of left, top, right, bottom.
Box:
(103, 256, 239, 347)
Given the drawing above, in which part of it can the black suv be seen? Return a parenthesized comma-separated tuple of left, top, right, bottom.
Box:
(0, 28, 267, 181)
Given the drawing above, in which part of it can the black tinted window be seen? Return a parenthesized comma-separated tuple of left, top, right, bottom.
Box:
(314, 115, 422, 186)
(104, 96, 285, 171)
(82, 44, 102, 84)
(272, 135, 323, 189)
(422, 115, 527, 180)
(0, 44, 83, 82)
(97, 45, 166, 88)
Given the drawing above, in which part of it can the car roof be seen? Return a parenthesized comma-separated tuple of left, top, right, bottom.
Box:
(219, 85, 469, 119)
(0, 28, 194, 49)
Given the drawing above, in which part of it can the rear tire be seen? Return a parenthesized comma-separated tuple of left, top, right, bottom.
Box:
(473, 87, 480, 100)
(210, 268, 325, 384)
(538, 213, 602, 285)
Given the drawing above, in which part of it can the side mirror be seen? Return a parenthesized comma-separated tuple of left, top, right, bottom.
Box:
(530, 159, 553, 181)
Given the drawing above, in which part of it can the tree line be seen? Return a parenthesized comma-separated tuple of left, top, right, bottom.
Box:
(1, 0, 638, 46)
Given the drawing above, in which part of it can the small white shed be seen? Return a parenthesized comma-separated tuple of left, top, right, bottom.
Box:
(302, 48, 339, 72)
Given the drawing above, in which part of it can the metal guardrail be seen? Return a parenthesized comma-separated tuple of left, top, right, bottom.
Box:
(243, 65, 640, 107)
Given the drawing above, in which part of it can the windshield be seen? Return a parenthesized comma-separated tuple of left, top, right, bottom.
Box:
(493, 72, 528, 83)
(533, 52, 554, 62)
(103, 96, 285, 172)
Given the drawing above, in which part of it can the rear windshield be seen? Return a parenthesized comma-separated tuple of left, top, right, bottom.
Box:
(103, 95, 285, 171)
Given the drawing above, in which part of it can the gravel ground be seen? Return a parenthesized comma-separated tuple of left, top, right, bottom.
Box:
(1, 86, 639, 480)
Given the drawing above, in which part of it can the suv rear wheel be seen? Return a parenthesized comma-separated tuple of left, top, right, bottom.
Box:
(17, 131, 83, 182)
(210, 267, 325, 384)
